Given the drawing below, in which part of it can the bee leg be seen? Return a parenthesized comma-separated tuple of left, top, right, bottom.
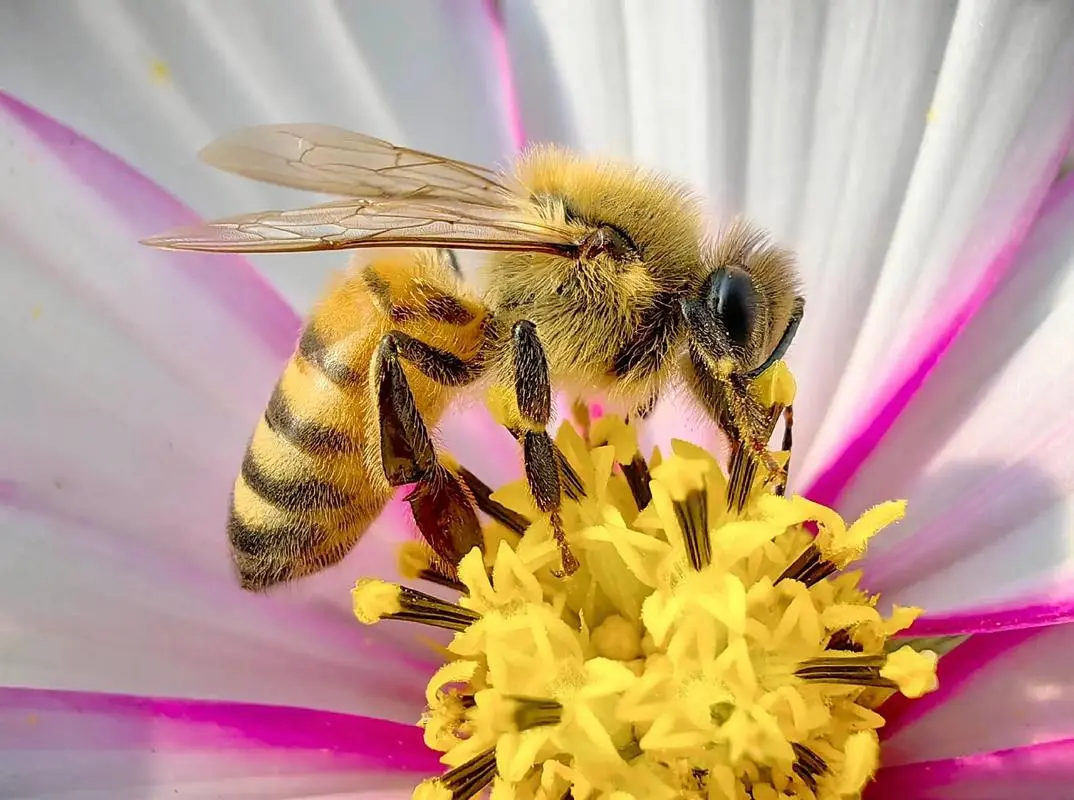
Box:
(775, 404, 794, 497)
(373, 334, 484, 569)
(684, 345, 778, 512)
(627, 392, 658, 423)
(508, 320, 579, 576)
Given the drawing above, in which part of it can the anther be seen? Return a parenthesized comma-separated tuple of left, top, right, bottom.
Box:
(826, 629, 864, 652)
(352, 579, 480, 632)
(414, 747, 497, 800)
(791, 742, 828, 792)
(621, 451, 653, 511)
(726, 443, 759, 513)
(674, 486, 711, 570)
(777, 543, 837, 587)
(456, 466, 531, 536)
(795, 654, 898, 689)
(503, 695, 564, 732)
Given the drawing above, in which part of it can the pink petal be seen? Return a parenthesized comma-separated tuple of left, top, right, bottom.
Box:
(907, 599, 1074, 638)
(882, 621, 1074, 763)
(869, 738, 1074, 800)
(0, 687, 437, 800)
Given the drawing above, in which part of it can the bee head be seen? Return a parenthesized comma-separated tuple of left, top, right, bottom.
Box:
(684, 222, 805, 380)
(682, 265, 759, 368)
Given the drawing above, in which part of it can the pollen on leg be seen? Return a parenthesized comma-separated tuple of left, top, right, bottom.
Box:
(351, 363, 939, 800)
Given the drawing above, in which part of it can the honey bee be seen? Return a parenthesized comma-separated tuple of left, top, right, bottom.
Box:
(143, 124, 804, 589)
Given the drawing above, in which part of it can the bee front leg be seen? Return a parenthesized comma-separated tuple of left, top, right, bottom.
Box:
(775, 404, 794, 497)
(506, 321, 580, 576)
(684, 345, 786, 512)
(373, 333, 484, 571)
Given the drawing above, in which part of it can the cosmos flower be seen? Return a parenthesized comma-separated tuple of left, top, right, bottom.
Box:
(3, 2, 1074, 799)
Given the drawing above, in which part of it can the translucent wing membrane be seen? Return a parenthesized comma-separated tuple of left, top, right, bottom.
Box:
(199, 124, 513, 205)
(141, 198, 580, 255)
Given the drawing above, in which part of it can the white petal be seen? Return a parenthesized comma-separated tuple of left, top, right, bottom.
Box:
(503, 0, 633, 159)
(838, 176, 1074, 614)
(0, 99, 442, 721)
(0, 0, 517, 310)
(798, 2, 1074, 485)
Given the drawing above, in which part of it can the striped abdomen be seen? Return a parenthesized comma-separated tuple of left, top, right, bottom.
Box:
(228, 250, 489, 590)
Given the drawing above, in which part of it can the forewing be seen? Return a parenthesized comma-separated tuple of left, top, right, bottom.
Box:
(141, 198, 579, 256)
(199, 124, 513, 206)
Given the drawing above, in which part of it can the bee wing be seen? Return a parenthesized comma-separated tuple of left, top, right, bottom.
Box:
(199, 124, 513, 206)
(141, 197, 580, 256)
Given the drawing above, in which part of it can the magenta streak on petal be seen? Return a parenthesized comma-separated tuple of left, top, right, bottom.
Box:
(0, 687, 441, 773)
(868, 737, 1074, 799)
(880, 626, 1041, 740)
(906, 599, 1074, 638)
(482, 0, 527, 152)
(802, 141, 1074, 508)
(0, 92, 299, 361)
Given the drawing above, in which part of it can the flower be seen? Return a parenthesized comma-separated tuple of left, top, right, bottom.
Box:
(355, 367, 942, 799)
(3, 3, 1074, 799)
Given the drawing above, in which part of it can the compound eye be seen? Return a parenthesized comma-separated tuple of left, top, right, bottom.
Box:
(706, 267, 757, 350)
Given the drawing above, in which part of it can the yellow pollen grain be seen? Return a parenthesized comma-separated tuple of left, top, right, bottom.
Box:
(350, 362, 939, 800)
(351, 578, 401, 623)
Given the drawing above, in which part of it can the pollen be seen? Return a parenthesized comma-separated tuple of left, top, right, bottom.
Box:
(352, 364, 938, 800)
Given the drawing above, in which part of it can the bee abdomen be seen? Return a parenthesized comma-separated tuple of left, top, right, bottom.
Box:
(264, 383, 358, 456)
(298, 326, 365, 387)
(227, 508, 333, 591)
(226, 508, 326, 558)
(239, 450, 352, 512)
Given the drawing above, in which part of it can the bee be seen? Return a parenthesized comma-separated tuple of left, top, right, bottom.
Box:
(143, 124, 804, 589)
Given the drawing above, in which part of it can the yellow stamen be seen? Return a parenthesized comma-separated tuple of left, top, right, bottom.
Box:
(414, 748, 497, 800)
(352, 579, 478, 631)
(351, 362, 939, 799)
(881, 646, 940, 698)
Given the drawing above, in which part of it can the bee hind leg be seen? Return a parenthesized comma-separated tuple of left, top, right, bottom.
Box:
(373, 332, 485, 571)
(505, 321, 583, 576)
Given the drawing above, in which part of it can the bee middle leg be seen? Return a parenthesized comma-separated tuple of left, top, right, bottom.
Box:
(505, 321, 582, 575)
(373, 331, 486, 570)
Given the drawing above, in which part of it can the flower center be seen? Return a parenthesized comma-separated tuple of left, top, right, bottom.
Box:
(352, 365, 939, 800)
